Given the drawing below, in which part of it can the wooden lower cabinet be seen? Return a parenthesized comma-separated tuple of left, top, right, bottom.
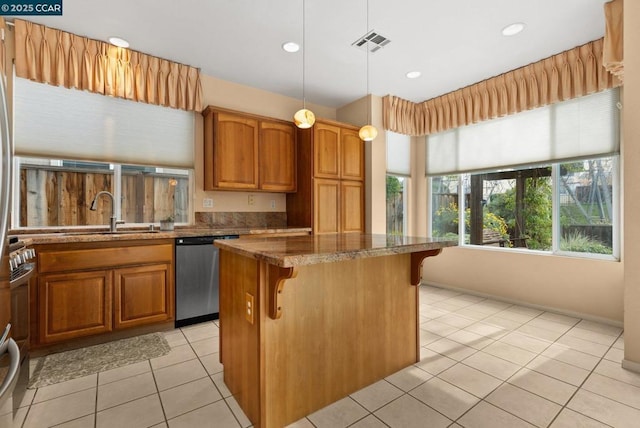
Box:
(38, 270, 113, 344)
(114, 264, 172, 329)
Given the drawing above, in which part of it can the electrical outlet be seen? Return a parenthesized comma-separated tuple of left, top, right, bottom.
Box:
(203, 198, 213, 208)
(245, 292, 254, 324)
(248, 194, 255, 206)
(270, 200, 276, 209)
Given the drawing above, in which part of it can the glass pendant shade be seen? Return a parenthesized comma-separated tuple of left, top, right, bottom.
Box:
(294, 108, 316, 129)
(359, 124, 378, 141)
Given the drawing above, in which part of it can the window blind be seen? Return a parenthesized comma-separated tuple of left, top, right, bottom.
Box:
(426, 88, 619, 176)
(14, 78, 195, 168)
(386, 131, 411, 176)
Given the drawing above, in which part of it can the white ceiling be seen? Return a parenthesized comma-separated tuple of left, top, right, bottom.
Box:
(22, 0, 609, 109)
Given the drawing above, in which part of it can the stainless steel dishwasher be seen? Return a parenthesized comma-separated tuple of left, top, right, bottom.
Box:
(175, 235, 239, 327)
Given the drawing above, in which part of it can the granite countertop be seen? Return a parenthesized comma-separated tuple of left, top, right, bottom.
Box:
(10, 226, 311, 245)
(214, 233, 457, 267)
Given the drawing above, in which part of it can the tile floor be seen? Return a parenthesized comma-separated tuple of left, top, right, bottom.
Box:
(12, 285, 638, 427)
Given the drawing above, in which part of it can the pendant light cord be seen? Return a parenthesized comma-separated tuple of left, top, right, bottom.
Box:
(302, 0, 306, 109)
(366, 0, 371, 124)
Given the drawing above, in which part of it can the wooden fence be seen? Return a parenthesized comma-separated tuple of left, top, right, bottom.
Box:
(20, 165, 188, 227)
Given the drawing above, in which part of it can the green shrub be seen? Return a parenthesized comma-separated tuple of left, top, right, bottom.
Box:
(560, 231, 612, 254)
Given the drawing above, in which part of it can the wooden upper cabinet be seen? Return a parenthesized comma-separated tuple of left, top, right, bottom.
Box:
(313, 123, 341, 179)
(260, 121, 296, 192)
(341, 128, 364, 181)
(314, 178, 340, 234)
(341, 180, 364, 233)
(203, 107, 297, 192)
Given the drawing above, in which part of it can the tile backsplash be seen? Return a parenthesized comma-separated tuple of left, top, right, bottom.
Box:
(194, 211, 287, 228)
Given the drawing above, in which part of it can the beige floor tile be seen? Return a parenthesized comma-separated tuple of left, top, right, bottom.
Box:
(150, 344, 197, 370)
(384, 365, 432, 392)
(603, 346, 624, 363)
(167, 400, 239, 428)
(487, 383, 561, 427)
(432, 300, 467, 312)
(565, 327, 618, 346)
(468, 300, 511, 315)
(436, 313, 476, 329)
(163, 330, 188, 347)
(582, 373, 640, 409)
(97, 371, 157, 411)
(526, 317, 574, 334)
(286, 418, 315, 428)
(425, 337, 477, 361)
(212, 372, 233, 398)
(348, 414, 387, 427)
(421, 319, 460, 336)
(613, 335, 624, 349)
(53, 414, 95, 427)
(374, 395, 451, 428)
(160, 377, 222, 419)
(541, 343, 601, 371)
(452, 293, 486, 304)
(567, 389, 640, 428)
(501, 331, 551, 354)
(307, 397, 369, 428)
(482, 315, 523, 331)
(441, 296, 477, 308)
(410, 376, 479, 420)
(447, 329, 494, 350)
(225, 396, 252, 427)
(419, 305, 451, 320)
(527, 355, 590, 386)
(462, 351, 521, 380)
(150, 423, 168, 428)
(504, 305, 544, 317)
(454, 307, 490, 321)
(575, 320, 622, 337)
(33, 373, 97, 403)
(549, 409, 610, 428)
(181, 322, 219, 343)
(516, 324, 564, 342)
(96, 394, 164, 428)
(494, 309, 539, 324)
(438, 363, 502, 398)
(419, 329, 443, 346)
(12, 407, 29, 428)
(482, 341, 537, 366)
(98, 360, 151, 385)
(189, 337, 219, 357)
(458, 401, 536, 428)
(199, 352, 224, 375)
(154, 358, 208, 391)
(538, 311, 580, 326)
(556, 335, 610, 358)
(350, 380, 403, 412)
(415, 348, 457, 375)
(23, 389, 96, 428)
(594, 359, 640, 388)
(465, 322, 510, 340)
(508, 368, 577, 406)
(17, 387, 36, 408)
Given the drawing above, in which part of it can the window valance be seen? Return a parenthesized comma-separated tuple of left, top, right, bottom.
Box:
(13, 19, 202, 112)
(384, 39, 621, 136)
(603, 0, 623, 82)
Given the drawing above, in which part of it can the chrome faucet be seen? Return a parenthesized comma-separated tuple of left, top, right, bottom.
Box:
(90, 191, 124, 232)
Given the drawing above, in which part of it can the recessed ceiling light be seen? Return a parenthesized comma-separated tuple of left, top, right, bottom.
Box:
(501, 22, 525, 36)
(282, 42, 300, 53)
(406, 71, 421, 79)
(108, 36, 129, 48)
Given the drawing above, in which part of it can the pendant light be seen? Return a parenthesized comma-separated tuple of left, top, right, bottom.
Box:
(359, 0, 378, 141)
(294, 0, 315, 129)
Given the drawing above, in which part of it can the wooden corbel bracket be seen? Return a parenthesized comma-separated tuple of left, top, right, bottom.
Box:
(268, 265, 298, 319)
(410, 249, 442, 286)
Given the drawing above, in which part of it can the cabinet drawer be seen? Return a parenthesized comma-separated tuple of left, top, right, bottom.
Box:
(38, 244, 173, 274)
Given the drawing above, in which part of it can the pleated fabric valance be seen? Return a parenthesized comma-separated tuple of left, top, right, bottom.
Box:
(13, 19, 203, 112)
(603, 0, 623, 82)
(0, 18, 6, 77)
(383, 38, 621, 136)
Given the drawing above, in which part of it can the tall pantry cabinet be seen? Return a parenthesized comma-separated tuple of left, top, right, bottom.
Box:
(287, 120, 365, 234)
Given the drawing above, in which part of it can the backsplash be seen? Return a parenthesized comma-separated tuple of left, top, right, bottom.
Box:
(194, 211, 287, 228)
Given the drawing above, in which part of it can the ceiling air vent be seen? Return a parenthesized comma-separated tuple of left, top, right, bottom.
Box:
(352, 30, 391, 53)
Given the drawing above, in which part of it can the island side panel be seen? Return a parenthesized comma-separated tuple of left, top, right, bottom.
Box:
(262, 253, 418, 427)
(219, 249, 262, 425)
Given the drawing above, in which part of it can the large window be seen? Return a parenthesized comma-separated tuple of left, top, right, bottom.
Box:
(427, 89, 619, 259)
(386, 175, 406, 236)
(14, 157, 190, 228)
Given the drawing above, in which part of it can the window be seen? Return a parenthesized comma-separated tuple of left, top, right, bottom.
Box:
(15, 157, 190, 228)
(386, 132, 411, 236)
(427, 89, 619, 258)
(386, 175, 406, 236)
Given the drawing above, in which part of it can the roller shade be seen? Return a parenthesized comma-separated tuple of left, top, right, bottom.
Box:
(427, 88, 619, 176)
(386, 131, 411, 176)
(14, 78, 195, 168)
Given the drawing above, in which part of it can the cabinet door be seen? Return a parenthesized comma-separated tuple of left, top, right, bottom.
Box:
(313, 123, 341, 179)
(341, 128, 364, 181)
(114, 264, 173, 329)
(214, 112, 259, 189)
(260, 121, 296, 192)
(341, 180, 364, 233)
(38, 270, 112, 344)
(314, 178, 340, 234)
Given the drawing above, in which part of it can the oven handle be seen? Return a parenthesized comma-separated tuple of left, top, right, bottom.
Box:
(0, 338, 20, 400)
(9, 263, 35, 289)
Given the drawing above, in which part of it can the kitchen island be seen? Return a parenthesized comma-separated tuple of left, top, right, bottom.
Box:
(215, 234, 456, 428)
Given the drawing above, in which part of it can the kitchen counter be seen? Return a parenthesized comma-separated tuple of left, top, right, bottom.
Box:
(214, 233, 456, 267)
(217, 233, 454, 427)
(10, 226, 311, 244)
